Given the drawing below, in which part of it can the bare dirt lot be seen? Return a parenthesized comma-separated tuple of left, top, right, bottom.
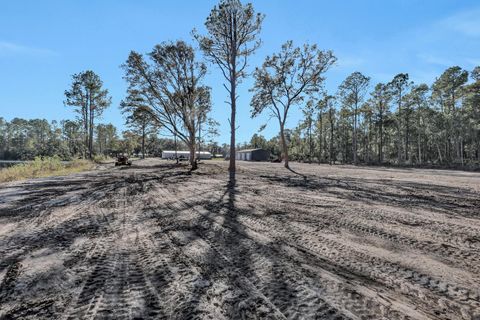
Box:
(0, 159, 479, 320)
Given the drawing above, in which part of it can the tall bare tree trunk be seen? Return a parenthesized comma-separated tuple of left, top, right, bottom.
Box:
(189, 146, 197, 170)
(418, 132, 422, 165)
(318, 113, 322, 163)
(437, 143, 443, 164)
(280, 123, 289, 169)
(89, 107, 94, 159)
(141, 125, 145, 159)
(405, 112, 410, 163)
(329, 108, 334, 165)
(308, 120, 312, 163)
(174, 132, 178, 164)
(189, 131, 197, 171)
(397, 89, 402, 164)
(353, 103, 358, 165)
(228, 15, 237, 183)
(197, 120, 201, 161)
(84, 93, 89, 159)
(460, 137, 464, 166)
(367, 115, 372, 163)
(323, 116, 327, 163)
(477, 138, 480, 162)
(379, 110, 384, 163)
(229, 79, 236, 180)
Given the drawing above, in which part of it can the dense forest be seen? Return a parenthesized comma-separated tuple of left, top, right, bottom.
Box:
(242, 66, 480, 169)
(0, 117, 140, 160)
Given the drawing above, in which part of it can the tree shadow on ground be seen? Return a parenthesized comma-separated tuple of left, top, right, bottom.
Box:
(287, 166, 309, 183)
(0, 164, 197, 318)
(0, 164, 195, 270)
(4, 162, 475, 318)
(0, 164, 193, 222)
(119, 162, 188, 171)
(336, 163, 480, 177)
(258, 171, 480, 218)
(160, 172, 318, 318)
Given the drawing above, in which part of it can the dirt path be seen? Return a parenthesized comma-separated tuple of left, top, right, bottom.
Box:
(0, 159, 479, 319)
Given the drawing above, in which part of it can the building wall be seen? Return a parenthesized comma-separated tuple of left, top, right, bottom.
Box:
(251, 149, 270, 161)
(235, 149, 270, 161)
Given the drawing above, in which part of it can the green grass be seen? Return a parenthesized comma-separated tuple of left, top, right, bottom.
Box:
(0, 156, 94, 183)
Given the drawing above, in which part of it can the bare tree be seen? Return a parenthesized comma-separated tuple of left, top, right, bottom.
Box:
(250, 41, 336, 169)
(194, 0, 263, 180)
(122, 41, 211, 170)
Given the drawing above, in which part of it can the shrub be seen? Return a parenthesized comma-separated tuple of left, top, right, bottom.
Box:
(92, 154, 115, 163)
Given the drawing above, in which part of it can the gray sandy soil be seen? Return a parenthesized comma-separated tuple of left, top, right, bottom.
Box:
(0, 159, 479, 319)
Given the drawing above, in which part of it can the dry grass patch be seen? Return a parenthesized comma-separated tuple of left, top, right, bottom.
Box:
(0, 157, 94, 183)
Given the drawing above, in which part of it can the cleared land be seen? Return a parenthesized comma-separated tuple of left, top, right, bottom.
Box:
(0, 159, 479, 320)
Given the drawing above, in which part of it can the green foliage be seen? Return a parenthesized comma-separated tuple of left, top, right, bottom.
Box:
(250, 41, 336, 167)
(95, 123, 119, 156)
(122, 41, 213, 168)
(0, 118, 120, 161)
(64, 70, 112, 159)
(0, 118, 70, 160)
(245, 65, 480, 168)
(338, 72, 371, 108)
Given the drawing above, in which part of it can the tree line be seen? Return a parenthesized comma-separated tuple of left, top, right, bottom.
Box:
(2, 0, 479, 173)
(243, 66, 480, 168)
(0, 116, 225, 161)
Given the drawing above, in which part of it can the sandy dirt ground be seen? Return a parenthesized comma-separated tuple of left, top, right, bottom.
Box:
(0, 159, 479, 320)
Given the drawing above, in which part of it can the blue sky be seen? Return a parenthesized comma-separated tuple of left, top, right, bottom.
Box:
(1, 0, 479, 144)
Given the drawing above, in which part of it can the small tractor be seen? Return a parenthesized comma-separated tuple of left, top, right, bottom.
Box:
(115, 155, 132, 166)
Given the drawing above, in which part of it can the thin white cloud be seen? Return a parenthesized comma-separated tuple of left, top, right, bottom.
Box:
(417, 53, 453, 67)
(441, 8, 480, 37)
(466, 58, 480, 67)
(337, 55, 365, 69)
(409, 70, 441, 86)
(0, 41, 57, 57)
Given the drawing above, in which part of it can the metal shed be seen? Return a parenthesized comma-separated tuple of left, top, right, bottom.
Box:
(235, 148, 270, 161)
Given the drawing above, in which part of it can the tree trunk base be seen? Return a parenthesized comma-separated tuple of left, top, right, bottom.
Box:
(190, 161, 198, 171)
(228, 170, 236, 185)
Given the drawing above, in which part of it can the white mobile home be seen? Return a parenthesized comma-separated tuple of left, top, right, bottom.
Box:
(161, 150, 212, 160)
